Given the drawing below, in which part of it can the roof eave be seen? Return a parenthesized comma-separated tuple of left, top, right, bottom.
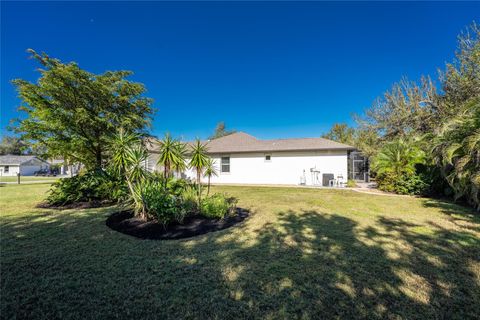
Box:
(206, 147, 355, 154)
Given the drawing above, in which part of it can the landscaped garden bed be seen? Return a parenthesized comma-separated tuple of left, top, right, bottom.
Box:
(106, 208, 249, 240)
(40, 131, 242, 239)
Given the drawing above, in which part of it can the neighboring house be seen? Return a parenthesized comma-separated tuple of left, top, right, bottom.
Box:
(0, 155, 50, 176)
(48, 159, 80, 176)
(147, 132, 361, 186)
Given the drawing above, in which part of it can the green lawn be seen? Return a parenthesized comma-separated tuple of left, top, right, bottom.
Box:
(1, 183, 479, 319)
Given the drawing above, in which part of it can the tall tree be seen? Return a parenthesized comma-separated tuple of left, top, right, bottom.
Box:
(432, 99, 480, 210)
(321, 123, 355, 145)
(0, 135, 26, 155)
(321, 124, 380, 158)
(431, 23, 480, 210)
(12, 49, 153, 170)
(352, 128, 381, 159)
(355, 76, 438, 141)
(440, 23, 480, 112)
(209, 122, 236, 140)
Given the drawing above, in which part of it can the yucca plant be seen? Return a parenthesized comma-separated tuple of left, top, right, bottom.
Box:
(203, 158, 218, 195)
(172, 140, 188, 177)
(157, 133, 182, 182)
(109, 129, 149, 219)
(189, 139, 209, 206)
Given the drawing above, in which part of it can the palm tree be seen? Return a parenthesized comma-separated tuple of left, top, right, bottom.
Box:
(189, 139, 209, 205)
(157, 133, 182, 182)
(432, 99, 480, 210)
(372, 138, 425, 176)
(203, 158, 218, 195)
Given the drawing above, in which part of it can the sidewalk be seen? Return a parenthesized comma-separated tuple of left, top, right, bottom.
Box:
(351, 181, 412, 197)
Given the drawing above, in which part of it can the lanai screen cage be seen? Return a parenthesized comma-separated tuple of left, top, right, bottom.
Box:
(348, 151, 369, 182)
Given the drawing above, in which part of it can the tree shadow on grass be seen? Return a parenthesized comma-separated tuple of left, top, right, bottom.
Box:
(208, 210, 480, 319)
(422, 198, 480, 233)
(1, 206, 479, 319)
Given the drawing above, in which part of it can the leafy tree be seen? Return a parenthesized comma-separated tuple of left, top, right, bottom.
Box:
(0, 135, 26, 155)
(440, 23, 480, 112)
(429, 24, 480, 210)
(352, 128, 381, 159)
(209, 122, 236, 140)
(321, 123, 355, 145)
(432, 99, 480, 210)
(189, 139, 209, 206)
(355, 77, 438, 141)
(11, 49, 153, 170)
(203, 158, 218, 195)
(322, 124, 380, 158)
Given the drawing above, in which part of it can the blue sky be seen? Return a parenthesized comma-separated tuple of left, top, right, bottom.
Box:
(1, 1, 479, 140)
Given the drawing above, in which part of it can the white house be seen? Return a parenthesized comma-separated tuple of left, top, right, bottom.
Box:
(147, 132, 356, 186)
(48, 159, 81, 176)
(0, 155, 50, 177)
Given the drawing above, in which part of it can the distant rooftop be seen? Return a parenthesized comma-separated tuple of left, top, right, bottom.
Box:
(0, 155, 47, 165)
(148, 132, 355, 154)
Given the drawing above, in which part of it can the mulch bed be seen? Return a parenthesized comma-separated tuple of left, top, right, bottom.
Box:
(36, 200, 114, 210)
(106, 208, 250, 240)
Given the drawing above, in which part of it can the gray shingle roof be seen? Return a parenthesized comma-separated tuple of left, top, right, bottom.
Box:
(0, 155, 47, 165)
(148, 132, 355, 154)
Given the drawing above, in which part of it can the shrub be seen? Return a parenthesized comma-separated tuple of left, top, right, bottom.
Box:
(180, 184, 199, 214)
(201, 193, 237, 219)
(376, 172, 429, 195)
(346, 180, 357, 188)
(166, 177, 191, 196)
(47, 170, 127, 205)
(141, 180, 188, 225)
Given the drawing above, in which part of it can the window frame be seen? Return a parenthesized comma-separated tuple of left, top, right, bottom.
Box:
(264, 154, 272, 162)
(220, 156, 230, 173)
(4, 166, 9, 173)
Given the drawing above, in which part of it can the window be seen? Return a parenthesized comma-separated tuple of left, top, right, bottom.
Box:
(265, 154, 271, 161)
(221, 157, 230, 173)
(4, 166, 9, 173)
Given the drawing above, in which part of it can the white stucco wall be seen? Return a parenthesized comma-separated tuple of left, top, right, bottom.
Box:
(0, 165, 20, 177)
(184, 150, 348, 186)
(0, 159, 49, 177)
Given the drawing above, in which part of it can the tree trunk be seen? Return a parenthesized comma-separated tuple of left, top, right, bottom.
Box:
(207, 176, 211, 196)
(164, 161, 170, 189)
(95, 147, 102, 169)
(197, 169, 201, 210)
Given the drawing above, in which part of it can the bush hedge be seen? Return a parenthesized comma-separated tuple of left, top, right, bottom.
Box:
(376, 172, 429, 195)
(201, 193, 237, 219)
(47, 170, 127, 205)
